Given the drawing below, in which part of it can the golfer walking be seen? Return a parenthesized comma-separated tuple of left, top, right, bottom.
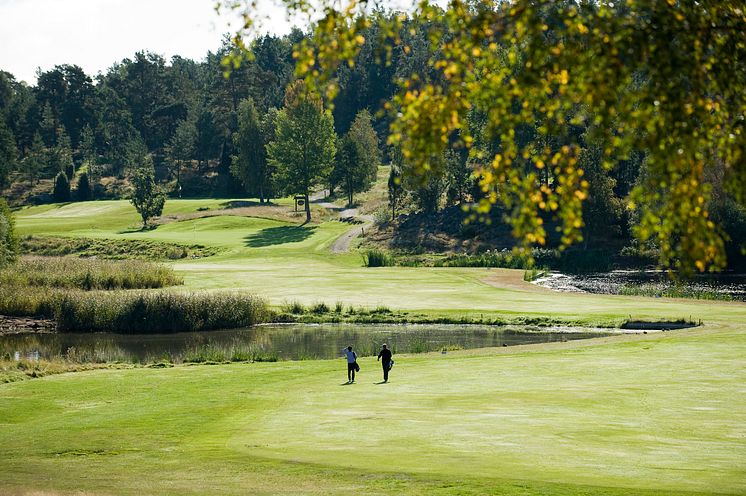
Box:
(377, 343, 393, 382)
(343, 346, 357, 383)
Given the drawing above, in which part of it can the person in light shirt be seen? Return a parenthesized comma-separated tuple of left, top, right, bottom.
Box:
(343, 345, 357, 383)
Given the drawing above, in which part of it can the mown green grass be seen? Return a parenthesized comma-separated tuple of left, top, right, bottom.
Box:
(5, 198, 746, 494)
(0, 324, 744, 495)
(13, 199, 746, 326)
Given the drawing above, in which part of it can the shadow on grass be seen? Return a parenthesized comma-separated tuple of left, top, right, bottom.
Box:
(221, 200, 275, 209)
(118, 225, 155, 234)
(244, 225, 317, 247)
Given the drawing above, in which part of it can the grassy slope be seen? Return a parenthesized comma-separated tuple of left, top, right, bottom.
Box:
(13, 199, 746, 324)
(0, 324, 744, 495)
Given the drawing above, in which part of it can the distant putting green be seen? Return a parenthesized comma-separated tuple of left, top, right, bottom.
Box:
(14, 199, 746, 325)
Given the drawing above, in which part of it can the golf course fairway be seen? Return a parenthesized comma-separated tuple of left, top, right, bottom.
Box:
(1, 324, 744, 495)
(2, 199, 745, 494)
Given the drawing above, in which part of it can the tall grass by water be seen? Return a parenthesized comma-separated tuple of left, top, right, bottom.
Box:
(1, 257, 182, 290)
(0, 286, 270, 333)
(618, 284, 733, 301)
(55, 291, 270, 333)
(363, 249, 393, 267)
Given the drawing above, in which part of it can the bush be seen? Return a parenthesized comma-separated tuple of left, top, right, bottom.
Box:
(523, 268, 547, 281)
(282, 300, 307, 314)
(0, 199, 18, 267)
(310, 302, 330, 314)
(53, 172, 71, 202)
(373, 207, 390, 227)
(364, 249, 393, 267)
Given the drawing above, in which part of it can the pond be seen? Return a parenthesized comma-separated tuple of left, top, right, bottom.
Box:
(535, 271, 746, 301)
(0, 323, 621, 363)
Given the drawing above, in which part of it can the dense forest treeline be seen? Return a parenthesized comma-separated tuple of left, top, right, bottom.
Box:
(0, 6, 744, 270)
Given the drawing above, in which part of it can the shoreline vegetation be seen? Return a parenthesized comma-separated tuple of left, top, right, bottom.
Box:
(0, 297, 699, 335)
(0, 255, 704, 334)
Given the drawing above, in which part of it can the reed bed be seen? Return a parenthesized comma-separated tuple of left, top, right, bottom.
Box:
(55, 291, 270, 333)
(0, 286, 270, 333)
(0, 257, 183, 290)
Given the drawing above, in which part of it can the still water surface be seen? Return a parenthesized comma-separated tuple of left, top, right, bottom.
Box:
(1, 324, 618, 363)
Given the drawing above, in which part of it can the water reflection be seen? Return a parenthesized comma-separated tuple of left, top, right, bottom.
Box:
(0, 323, 617, 364)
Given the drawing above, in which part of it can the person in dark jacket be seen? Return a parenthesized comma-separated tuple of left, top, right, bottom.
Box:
(377, 343, 393, 382)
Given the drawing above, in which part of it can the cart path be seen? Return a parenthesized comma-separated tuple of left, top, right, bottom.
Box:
(311, 190, 374, 253)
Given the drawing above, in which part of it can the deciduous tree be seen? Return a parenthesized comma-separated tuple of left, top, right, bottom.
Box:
(221, 0, 746, 274)
(267, 82, 336, 223)
(130, 156, 166, 229)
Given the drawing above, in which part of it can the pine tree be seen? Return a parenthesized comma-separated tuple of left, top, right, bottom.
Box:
(166, 118, 196, 197)
(76, 172, 92, 201)
(231, 98, 272, 203)
(53, 171, 71, 202)
(0, 120, 17, 188)
(23, 133, 45, 186)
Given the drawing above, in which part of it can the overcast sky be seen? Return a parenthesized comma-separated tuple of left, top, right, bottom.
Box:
(0, 0, 295, 85)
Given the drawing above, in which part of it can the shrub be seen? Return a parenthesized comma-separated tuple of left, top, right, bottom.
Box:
(364, 249, 393, 267)
(373, 207, 390, 227)
(53, 172, 71, 202)
(0, 199, 18, 267)
(282, 300, 306, 314)
(310, 302, 330, 314)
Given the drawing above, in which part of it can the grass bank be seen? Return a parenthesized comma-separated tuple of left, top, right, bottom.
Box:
(0, 323, 743, 495)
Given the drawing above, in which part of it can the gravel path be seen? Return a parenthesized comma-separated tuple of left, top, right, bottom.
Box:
(311, 191, 374, 253)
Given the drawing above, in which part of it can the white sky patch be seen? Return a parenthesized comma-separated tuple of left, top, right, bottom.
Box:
(0, 0, 432, 85)
(0, 0, 294, 84)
